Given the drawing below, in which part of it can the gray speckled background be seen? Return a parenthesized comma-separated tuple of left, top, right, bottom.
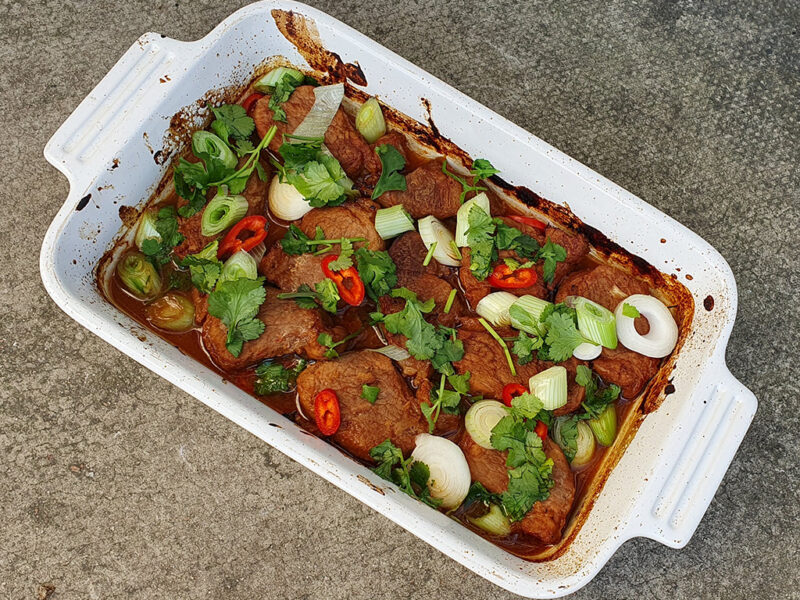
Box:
(2, 1, 798, 598)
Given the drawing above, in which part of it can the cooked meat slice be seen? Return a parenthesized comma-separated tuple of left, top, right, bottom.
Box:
(555, 264, 649, 311)
(459, 434, 575, 544)
(515, 439, 575, 544)
(389, 231, 448, 279)
(592, 345, 660, 399)
(253, 86, 380, 180)
(459, 432, 510, 494)
(377, 160, 463, 219)
(453, 329, 540, 399)
(298, 199, 385, 251)
(296, 351, 428, 461)
(174, 158, 269, 259)
(201, 289, 332, 370)
(189, 287, 208, 325)
(260, 249, 324, 292)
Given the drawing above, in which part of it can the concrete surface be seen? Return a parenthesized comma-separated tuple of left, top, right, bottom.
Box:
(1, 0, 798, 598)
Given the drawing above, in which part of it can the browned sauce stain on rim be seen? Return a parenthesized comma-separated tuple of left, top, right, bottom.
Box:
(704, 295, 715, 311)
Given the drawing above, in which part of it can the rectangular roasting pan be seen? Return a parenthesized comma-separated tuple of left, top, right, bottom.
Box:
(41, 2, 758, 596)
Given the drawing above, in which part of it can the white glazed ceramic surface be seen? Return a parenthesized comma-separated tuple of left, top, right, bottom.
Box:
(41, 2, 757, 597)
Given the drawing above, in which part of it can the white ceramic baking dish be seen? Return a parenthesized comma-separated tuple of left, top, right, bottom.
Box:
(41, 2, 757, 596)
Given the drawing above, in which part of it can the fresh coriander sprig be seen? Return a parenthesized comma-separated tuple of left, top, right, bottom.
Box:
(441, 157, 500, 203)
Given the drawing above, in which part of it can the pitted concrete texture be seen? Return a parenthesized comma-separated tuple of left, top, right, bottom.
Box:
(2, 1, 798, 598)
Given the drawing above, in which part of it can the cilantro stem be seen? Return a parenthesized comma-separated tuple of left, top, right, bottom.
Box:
(441, 160, 486, 203)
(444, 289, 457, 314)
(478, 317, 517, 377)
(422, 241, 437, 267)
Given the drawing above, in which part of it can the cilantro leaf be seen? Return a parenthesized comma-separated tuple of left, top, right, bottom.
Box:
(361, 384, 380, 404)
(326, 238, 354, 271)
(542, 312, 585, 362)
(207, 277, 267, 357)
(510, 392, 544, 421)
(179, 240, 221, 294)
(267, 71, 306, 122)
(276, 279, 340, 314)
(315, 279, 340, 313)
(447, 372, 471, 395)
(369, 440, 442, 508)
(280, 224, 315, 255)
(501, 460, 554, 521)
(471, 158, 500, 181)
(537, 238, 567, 283)
(554, 416, 579, 462)
(576, 365, 621, 419)
(370, 440, 404, 480)
(512, 331, 543, 365)
(355, 248, 397, 301)
(211, 104, 255, 141)
(430, 337, 464, 376)
(140, 206, 184, 267)
(254, 359, 307, 395)
(372, 144, 406, 199)
(622, 302, 641, 318)
(466, 204, 497, 280)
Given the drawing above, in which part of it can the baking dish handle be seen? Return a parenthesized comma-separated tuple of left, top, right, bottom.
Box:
(43, 32, 191, 189)
(627, 362, 757, 547)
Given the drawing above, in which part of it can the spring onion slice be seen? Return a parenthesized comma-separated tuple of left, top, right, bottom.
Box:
(291, 83, 345, 140)
(444, 289, 457, 314)
(614, 294, 678, 358)
(355, 97, 387, 144)
(573, 341, 602, 361)
(468, 504, 511, 536)
(117, 252, 161, 300)
(476, 292, 518, 327)
(418, 216, 460, 266)
(411, 434, 471, 510)
(268, 174, 312, 221)
(528, 366, 567, 411)
(201, 189, 248, 237)
(553, 418, 596, 467)
(465, 400, 508, 449)
(455, 192, 490, 246)
(374, 205, 414, 239)
(368, 345, 411, 361)
(192, 131, 237, 171)
(422, 242, 437, 267)
(134, 209, 161, 250)
(509, 295, 552, 335)
(573, 296, 618, 349)
(478, 317, 516, 376)
(253, 67, 304, 93)
(145, 292, 195, 332)
(588, 403, 617, 446)
(220, 250, 258, 283)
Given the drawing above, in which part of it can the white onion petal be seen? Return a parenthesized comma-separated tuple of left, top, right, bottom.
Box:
(411, 434, 471, 509)
(614, 294, 678, 358)
(465, 400, 508, 449)
(268, 175, 312, 221)
(291, 83, 345, 140)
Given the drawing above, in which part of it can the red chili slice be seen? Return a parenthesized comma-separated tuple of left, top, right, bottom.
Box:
(314, 388, 341, 436)
(488, 263, 538, 289)
(218, 215, 268, 260)
(534, 420, 548, 442)
(508, 214, 547, 232)
(241, 92, 265, 115)
(321, 254, 366, 306)
(502, 383, 527, 407)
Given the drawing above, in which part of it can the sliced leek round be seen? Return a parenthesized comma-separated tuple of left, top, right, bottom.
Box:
(418, 216, 460, 266)
(465, 400, 508, 449)
(573, 340, 602, 360)
(476, 292, 518, 327)
(529, 366, 568, 411)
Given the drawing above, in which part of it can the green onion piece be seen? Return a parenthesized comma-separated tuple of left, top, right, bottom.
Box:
(200, 190, 249, 237)
(355, 97, 387, 144)
(444, 289, 457, 314)
(476, 291, 517, 327)
(588, 403, 617, 446)
(117, 252, 161, 300)
(573, 296, 618, 349)
(553, 417, 596, 467)
(145, 292, 195, 331)
(509, 295, 552, 335)
(134, 209, 161, 251)
(478, 317, 516, 376)
(468, 504, 511, 536)
(192, 131, 237, 171)
(374, 205, 414, 239)
(194, 240, 219, 261)
(465, 400, 508, 449)
(572, 420, 597, 466)
(252, 66, 304, 93)
(528, 366, 568, 411)
(220, 250, 258, 283)
(422, 241, 437, 267)
(455, 192, 490, 245)
(449, 241, 462, 261)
